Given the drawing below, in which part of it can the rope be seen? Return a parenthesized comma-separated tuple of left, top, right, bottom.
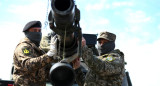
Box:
(43, 0, 50, 29)
(62, 26, 67, 59)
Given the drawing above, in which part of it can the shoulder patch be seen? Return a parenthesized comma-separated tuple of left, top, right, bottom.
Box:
(106, 56, 115, 62)
(22, 47, 31, 56)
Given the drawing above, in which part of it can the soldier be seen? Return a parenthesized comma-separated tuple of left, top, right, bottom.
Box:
(40, 32, 56, 53)
(72, 31, 125, 86)
(13, 20, 59, 86)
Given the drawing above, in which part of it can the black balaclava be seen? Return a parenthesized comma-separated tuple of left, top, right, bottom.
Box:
(25, 32, 42, 47)
(97, 41, 115, 55)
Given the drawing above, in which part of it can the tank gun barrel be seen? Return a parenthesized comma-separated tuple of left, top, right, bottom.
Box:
(48, 0, 82, 86)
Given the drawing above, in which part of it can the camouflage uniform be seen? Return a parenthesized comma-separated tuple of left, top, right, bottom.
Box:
(13, 37, 59, 86)
(40, 35, 51, 52)
(75, 31, 125, 86)
(40, 32, 56, 53)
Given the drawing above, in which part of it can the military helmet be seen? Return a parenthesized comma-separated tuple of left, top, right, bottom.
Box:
(97, 31, 116, 41)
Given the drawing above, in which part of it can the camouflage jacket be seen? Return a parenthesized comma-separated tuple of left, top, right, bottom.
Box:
(13, 37, 59, 86)
(40, 35, 51, 52)
(75, 46, 125, 86)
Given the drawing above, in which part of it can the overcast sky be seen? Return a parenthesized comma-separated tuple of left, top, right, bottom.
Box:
(0, 0, 160, 86)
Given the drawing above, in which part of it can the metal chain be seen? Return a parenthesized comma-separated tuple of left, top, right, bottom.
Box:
(43, 0, 50, 29)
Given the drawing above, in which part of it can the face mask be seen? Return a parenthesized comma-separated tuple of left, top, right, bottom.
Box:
(25, 32, 42, 47)
(97, 41, 115, 55)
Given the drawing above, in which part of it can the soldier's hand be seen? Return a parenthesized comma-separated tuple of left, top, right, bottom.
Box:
(72, 58, 80, 70)
(47, 35, 57, 57)
(82, 37, 86, 47)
